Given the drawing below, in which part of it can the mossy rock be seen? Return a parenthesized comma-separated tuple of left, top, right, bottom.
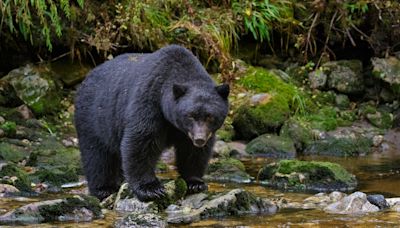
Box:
(280, 118, 315, 151)
(245, 134, 296, 159)
(372, 57, 400, 89)
(0, 121, 17, 137)
(232, 67, 297, 139)
(2, 65, 61, 115)
(304, 136, 373, 157)
(323, 60, 364, 94)
(37, 195, 102, 222)
(0, 80, 23, 107)
(0, 162, 31, 191)
(30, 165, 79, 186)
(366, 111, 393, 129)
(205, 158, 252, 183)
(258, 159, 357, 192)
(0, 142, 29, 163)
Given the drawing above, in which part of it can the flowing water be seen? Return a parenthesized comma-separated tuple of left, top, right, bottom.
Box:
(1, 131, 400, 227)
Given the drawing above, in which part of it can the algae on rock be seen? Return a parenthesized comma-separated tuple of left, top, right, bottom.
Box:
(258, 160, 357, 192)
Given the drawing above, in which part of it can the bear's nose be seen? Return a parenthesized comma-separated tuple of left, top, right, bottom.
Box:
(194, 138, 206, 147)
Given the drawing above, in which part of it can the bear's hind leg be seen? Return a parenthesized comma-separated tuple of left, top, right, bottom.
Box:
(79, 136, 122, 200)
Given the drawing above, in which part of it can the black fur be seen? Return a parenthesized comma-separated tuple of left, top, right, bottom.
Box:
(74, 45, 229, 201)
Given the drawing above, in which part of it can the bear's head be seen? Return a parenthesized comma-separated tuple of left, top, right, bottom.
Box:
(165, 83, 229, 147)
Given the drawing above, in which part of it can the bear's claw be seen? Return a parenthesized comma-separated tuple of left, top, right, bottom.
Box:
(134, 181, 166, 201)
(186, 179, 208, 194)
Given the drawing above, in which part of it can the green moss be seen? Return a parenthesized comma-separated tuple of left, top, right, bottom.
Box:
(31, 166, 79, 186)
(305, 137, 373, 157)
(1, 121, 17, 137)
(245, 134, 296, 158)
(0, 162, 31, 191)
(38, 195, 101, 221)
(207, 158, 246, 173)
(232, 67, 298, 139)
(280, 118, 314, 151)
(276, 160, 354, 183)
(155, 161, 168, 173)
(155, 178, 187, 208)
(0, 142, 29, 162)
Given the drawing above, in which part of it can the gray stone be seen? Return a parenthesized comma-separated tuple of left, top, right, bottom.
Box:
(0, 195, 102, 225)
(372, 57, 400, 86)
(115, 212, 167, 228)
(309, 69, 327, 89)
(212, 140, 232, 157)
(324, 192, 380, 214)
(205, 158, 252, 184)
(166, 189, 277, 224)
(323, 60, 364, 94)
(367, 194, 390, 210)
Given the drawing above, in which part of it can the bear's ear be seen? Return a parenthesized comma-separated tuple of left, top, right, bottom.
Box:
(216, 84, 230, 100)
(173, 84, 187, 100)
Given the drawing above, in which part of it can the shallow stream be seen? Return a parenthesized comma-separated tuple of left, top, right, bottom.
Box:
(1, 131, 400, 227)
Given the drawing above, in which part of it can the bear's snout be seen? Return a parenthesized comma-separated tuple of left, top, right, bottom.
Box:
(189, 121, 211, 147)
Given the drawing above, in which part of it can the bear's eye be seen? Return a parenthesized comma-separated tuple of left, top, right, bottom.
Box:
(187, 113, 195, 120)
(206, 114, 214, 122)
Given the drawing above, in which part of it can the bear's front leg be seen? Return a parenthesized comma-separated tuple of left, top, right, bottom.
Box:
(120, 133, 166, 201)
(174, 134, 214, 194)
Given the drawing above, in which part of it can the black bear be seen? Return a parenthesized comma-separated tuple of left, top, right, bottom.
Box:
(74, 45, 229, 201)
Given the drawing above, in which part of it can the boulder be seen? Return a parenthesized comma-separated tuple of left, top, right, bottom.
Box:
(245, 134, 296, 159)
(324, 192, 380, 214)
(2, 65, 61, 115)
(205, 158, 252, 184)
(323, 60, 364, 94)
(258, 160, 357, 192)
(166, 189, 277, 224)
(372, 57, 400, 86)
(0, 195, 102, 225)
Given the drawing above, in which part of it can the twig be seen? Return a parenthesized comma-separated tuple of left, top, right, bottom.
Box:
(317, 10, 338, 67)
(305, 12, 319, 60)
(346, 28, 356, 47)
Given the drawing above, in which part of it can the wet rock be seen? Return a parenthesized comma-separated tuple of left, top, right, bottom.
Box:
(0, 162, 31, 192)
(205, 158, 252, 184)
(115, 212, 167, 228)
(323, 60, 364, 94)
(367, 194, 390, 210)
(245, 134, 296, 159)
(324, 192, 379, 214)
(166, 189, 277, 224)
(372, 57, 400, 87)
(308, 69, 327, 89)
(2, 64, 61, 115)
(212, 140, 232, 157)
(113, 179, 187, 212)
(0, 183, 20, 196)
(258, 160, 357, 192)
(227, 141, 250, 158)
(0, 195, 102, 225)
(288, 191, 347, 210)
